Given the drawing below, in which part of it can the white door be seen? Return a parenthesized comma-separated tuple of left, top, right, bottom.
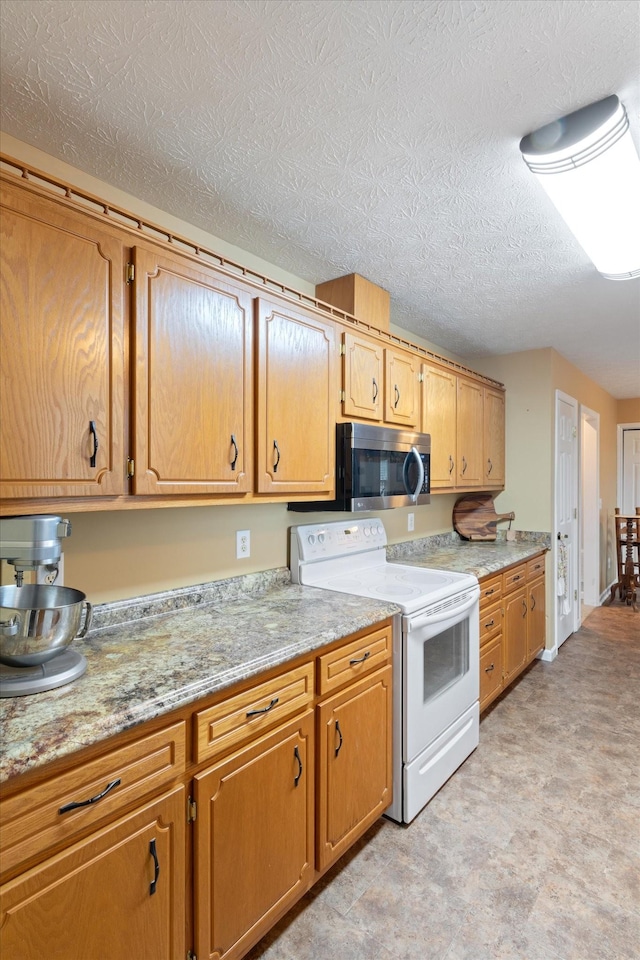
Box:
(622, 428, 640, 515)
(555, 392, 578, 647)
(580, 408, 600, 611)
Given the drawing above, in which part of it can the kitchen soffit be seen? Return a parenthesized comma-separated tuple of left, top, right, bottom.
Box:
(0, 0, 638, 398)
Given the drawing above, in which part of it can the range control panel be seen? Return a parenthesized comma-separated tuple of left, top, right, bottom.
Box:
(290, 518, 387, 567)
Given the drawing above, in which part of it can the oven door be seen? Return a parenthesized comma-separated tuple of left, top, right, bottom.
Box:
(402, 589, 479, 763)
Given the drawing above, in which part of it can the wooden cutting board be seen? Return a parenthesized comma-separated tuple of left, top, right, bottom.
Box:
(453, 494, 515, 541)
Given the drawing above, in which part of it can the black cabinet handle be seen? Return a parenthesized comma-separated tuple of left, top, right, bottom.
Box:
(531, 595, 536, 611)
(246, 696, 279, 718)
(273, 440, 281, 473)
(149, 838, 160, 895)
(59, 778, 121, 814)
(294, 746, 303, 787)
(89, 420, 99, 467)
(449, 455, 454, 475)
(349, 650, 371, 666)
(522, 599, 527, 617)
(394, 384, 400, 408)
(484, 619, 495, 629)
(462, 456, 467, 475)
(485, 663, 495, 673)
(335, 720, 343, 758)
(372, 378, 378, 402)
(487, 459, 493, 475)
(230, 434, 238, 471)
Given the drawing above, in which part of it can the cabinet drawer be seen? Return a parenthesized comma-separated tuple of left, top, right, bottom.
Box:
(526, 555, 546, 580)
(480, 636, 503, 712)
(194, 662, 314, 764)
(479, 600, 502, 646)
(0, 721, 186, 878)
(479, 573, 503, 606)
(316, 625, 392, 696)
(503, 564, 527, 593)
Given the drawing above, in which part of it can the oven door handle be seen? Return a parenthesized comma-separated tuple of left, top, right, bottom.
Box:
(404, 589, 479, 631)
(402, 446, 424, 504)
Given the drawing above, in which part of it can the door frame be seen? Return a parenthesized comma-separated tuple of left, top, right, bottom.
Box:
(579, 405, 600, 611)
(552, 390, 579, 654)
(617, 422, 640, 513)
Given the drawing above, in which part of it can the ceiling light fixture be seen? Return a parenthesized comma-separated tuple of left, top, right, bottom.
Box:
(519, 95, 640, 280)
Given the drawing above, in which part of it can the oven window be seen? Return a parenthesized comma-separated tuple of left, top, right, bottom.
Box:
(423, 619, 469, 703)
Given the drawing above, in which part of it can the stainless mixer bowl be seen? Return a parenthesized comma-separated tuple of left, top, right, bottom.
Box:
(0, 584, 92, 666)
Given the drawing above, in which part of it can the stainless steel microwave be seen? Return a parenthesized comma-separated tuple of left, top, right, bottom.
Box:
(290, 422, 430, 512)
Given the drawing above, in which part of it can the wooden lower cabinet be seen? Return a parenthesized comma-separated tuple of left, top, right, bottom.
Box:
(316, 665, 392, 872)
(478, 554, 547, 712)
(0, 621, 394, 960)
(0, 786, 186, 960)
(503, 586, 528, 684)
(193, 712, 315, 960)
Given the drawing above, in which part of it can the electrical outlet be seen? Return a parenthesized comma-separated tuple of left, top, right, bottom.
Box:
(408, 513, 415, 532)
(236, 530, 250, 559)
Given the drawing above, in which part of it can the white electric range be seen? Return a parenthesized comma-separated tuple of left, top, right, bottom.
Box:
(290, 518, 480, 823)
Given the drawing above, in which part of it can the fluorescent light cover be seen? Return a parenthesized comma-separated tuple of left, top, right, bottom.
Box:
(520, 96, 640, 280)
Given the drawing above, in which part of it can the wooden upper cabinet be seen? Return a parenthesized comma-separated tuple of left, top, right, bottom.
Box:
(483, 387, 505, 488)
(132, 245, 253, 495)
(342, 331, 383, 422)
(256, 298, 335, 494)
(456, 377, 484, 486)
(422, 363, 457, 488)
(0, 179, 126, 499)
(384, 348, 420, 427)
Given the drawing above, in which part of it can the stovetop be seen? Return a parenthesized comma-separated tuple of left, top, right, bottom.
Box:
(290, 519, 478, 615)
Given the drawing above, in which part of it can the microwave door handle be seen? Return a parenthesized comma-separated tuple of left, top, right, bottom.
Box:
(403, 446, 424, 504)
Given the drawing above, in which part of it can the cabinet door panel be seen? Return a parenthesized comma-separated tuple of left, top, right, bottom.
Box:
(256, 299, 335, 493)
(0, 786, 185, 960)
(503, 587, 528, 683)
(194, 712, 314, 960)
(384, 349, 419, 427)
(456, 378, 484, 486)
(0, 180, 125, 498)
(133, 245, 253, 494)
(342, 331, 383, 421)
(484, 387, 505, 487)
(423, 364, 457, 487)
(528, 577, 546, 661)
(317, 666, 392, 871)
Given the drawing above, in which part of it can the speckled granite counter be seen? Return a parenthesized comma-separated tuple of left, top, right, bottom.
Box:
(387, 530, 551, 579)
(0, 569, 398, 784)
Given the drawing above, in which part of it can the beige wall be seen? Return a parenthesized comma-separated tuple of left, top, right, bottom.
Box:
(617, 398, 640, 422)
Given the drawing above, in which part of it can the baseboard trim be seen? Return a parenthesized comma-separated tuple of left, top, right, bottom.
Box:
(538, 646, 558, 662)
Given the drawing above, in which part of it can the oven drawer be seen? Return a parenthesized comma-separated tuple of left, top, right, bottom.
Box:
(503, 564, 527, 593)
(479, 599, 502, 646)
(480, 636, 503, 711)
(194, 662, 314, 764)
(316, 624, 392, 696)
(0, 721, 186, 877)
(479, 573, 503, 606)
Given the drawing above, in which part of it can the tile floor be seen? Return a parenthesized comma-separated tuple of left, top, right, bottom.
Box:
(246, 603, 640, 960)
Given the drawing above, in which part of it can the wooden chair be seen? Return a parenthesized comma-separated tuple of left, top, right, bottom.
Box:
(609, 508, 640, 609)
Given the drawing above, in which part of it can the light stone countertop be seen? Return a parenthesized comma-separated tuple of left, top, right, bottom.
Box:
(387, 530, 551, 578)
(0, 569, 398, 784)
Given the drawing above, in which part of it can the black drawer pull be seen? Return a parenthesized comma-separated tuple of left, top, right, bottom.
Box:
(59, 778, 121, 814)
(349, 650, 371, 666)
(484, 619, 495, 629)
(246, 697, 279, 718)
(149, 838, 160, 895)
(335, 720, 343, 758)
(485, 663, 495, 673)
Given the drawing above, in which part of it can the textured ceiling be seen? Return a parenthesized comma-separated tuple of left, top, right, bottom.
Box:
(1, 0, 639, 397)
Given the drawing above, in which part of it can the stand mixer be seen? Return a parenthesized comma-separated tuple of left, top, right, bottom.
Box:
(0, 516, 89, 697)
